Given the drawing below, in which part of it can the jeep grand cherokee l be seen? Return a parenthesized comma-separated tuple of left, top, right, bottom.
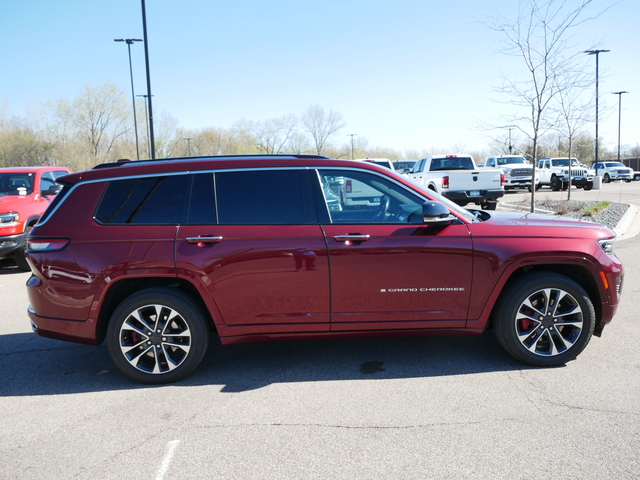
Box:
(25, 155, 624, 383)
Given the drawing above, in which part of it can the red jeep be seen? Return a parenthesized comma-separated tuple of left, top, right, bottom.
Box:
(25, 155, 623, 383)
(0, 166, 70, 270)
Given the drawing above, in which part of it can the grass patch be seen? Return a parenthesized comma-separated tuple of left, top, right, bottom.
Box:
(581, 201, 611, 217)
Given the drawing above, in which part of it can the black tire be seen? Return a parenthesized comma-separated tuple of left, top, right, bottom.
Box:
(13, 225, 32, 272)
(603, 173, 611, 183)
(493, 272, 595, 367)
(584, 181, 593, 191)
(107, 287, 210, 384)
(634, 174, 640, 181)
(550, 176, 560, 191)
(481, 201, 497, 210)
(535, 183, 541, 191)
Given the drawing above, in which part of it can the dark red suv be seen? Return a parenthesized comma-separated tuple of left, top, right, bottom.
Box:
(26, 155, 624, 383)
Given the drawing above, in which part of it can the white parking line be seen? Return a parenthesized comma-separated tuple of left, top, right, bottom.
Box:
(156, 440, 180, 480)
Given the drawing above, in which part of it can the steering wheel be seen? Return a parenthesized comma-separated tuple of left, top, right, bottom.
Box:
(373, 196, 391, 223)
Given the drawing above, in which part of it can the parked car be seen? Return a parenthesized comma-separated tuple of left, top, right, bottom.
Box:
(26, 155, 623, 383)
(593, 162, 634, 183)
(393, 160, 416, 174)
(355, 158, 395, 170)
(484, 155, 535, 191)
(0, 166, 70, 270)
(536, 158, 594, 191)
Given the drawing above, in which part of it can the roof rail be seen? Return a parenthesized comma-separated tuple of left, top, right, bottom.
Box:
(92, 154, 331, 170)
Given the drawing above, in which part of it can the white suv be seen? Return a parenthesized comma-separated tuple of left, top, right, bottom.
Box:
(593, 162, 633, 183)
(536, 158, 594, 191)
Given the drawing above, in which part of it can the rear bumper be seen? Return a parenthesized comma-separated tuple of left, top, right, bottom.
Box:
(28, 306, 99, 346)
(444, 189, 505, 204)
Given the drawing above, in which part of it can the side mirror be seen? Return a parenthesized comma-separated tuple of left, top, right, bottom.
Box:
(42, 184, 62, 196)
(422, 201, 455, 224)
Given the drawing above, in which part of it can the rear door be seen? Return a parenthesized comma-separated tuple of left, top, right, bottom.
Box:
(175, 169, 331, 335)
(314, 168, 473, 331)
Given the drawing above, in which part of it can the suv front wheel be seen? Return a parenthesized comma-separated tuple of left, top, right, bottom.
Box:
(107, 287, 210, 384)
(493, 273, 595, 367)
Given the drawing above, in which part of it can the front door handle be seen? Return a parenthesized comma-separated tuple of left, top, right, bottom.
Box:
(186, 236, 224, 247)
(333, 234, 371, 243)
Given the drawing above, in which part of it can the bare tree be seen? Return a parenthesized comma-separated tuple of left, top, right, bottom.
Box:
(301, 105, 345, 155)
(485, 0, 601, 211)
(253, 114, 298, 154)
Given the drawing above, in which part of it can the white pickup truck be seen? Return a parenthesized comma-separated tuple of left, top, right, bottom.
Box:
(484, 155, 536, 191)
(406, 154, 504, 210)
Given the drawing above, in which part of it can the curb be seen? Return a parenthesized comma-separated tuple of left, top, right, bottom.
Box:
(615, 204, 640, 241)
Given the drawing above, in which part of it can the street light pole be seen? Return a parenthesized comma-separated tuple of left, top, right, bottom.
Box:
(141, 0, 156, 159)
(585, 49, 610, 175)
(503, 125, 516, 154)
(612, 91, 629, 163)
(184, 137, 194, 157)
(347, 134, 357, 159)
(136, 94, 152, 158)
(114, 38, 142, 160)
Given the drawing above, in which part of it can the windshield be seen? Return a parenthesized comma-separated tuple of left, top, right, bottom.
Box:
(551, 159, 579, 167)
(0, 173, 34, 196)
(497, 156, 527, 165)
(605, 162, 625, 167)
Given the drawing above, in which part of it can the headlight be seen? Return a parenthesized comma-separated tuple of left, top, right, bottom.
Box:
(598, 238, 615, 254)
(0, 212, 20, 226)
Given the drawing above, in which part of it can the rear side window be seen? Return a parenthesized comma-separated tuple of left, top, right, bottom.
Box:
(215, 170, 314, 225)
(95, 175, 188, 225)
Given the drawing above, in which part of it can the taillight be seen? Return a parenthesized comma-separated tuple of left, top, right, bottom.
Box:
(500, 173, 505, 186)
(442, 176, 450, 188)
(27, 238, 70, 252)
(346, 180, 352, 193)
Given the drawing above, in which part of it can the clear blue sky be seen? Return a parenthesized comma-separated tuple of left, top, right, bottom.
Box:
(2, 0, 638, 156)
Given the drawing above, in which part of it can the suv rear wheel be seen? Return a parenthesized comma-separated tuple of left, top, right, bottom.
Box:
(107, 288, 210, 384)
(493, 272, 595, 367)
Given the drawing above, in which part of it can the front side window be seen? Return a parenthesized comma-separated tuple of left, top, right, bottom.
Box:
(94, 175, 188, 225)
(317, 169, 425, 224)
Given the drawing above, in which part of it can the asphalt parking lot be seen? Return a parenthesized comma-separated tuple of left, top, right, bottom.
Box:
(1, 181, 639, 479)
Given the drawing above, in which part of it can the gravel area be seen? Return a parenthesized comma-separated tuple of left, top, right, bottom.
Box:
(505, 199, 630, 230)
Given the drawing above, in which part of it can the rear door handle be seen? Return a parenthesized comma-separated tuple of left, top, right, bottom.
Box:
(186, 236, 224, 247)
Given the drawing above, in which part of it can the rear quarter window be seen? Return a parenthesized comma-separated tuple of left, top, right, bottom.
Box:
(94, 175, 188, 225)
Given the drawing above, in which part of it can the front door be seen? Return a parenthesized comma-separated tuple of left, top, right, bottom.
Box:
(315, 168, 473, 331)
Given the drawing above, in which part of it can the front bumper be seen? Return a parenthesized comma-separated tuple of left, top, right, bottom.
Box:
(0, 233, 26, 259)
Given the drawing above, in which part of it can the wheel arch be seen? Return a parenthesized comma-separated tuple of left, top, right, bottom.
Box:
(482, 263, 603, 332)
(95, 275, 217, 345)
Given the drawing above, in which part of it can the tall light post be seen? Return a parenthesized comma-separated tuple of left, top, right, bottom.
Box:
(585, 49, 610, 174)
(141, 0, 156, 159)
(347, 134, 357, 159)
(184, 137, 194, 157)
(612, 91, 628, 162)
(504, 125, 516, 154)
(114, 38, 142, 160)
(136, 94, 152, 158)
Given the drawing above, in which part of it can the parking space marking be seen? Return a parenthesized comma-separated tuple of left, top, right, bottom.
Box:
(156, 440, 180, 480)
